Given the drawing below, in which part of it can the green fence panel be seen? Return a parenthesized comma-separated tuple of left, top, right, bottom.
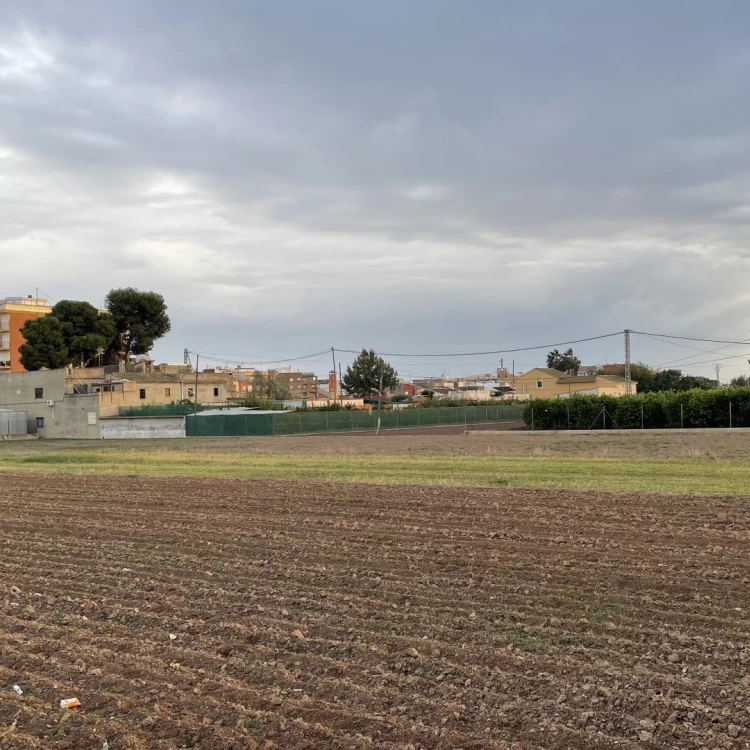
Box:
(186, 413, 274, 436)
(186, 403, 525, 437)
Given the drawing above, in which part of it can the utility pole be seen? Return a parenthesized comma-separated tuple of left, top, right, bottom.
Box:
(338, 363, 343, 401)
(714, 364, 721, 386)
(331, 347, 337, 403)
(193, 354, 200, 417)
(624, 329, 632, 395)
(376, 355, 384, 435)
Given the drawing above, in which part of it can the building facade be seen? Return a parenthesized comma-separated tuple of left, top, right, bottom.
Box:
(0, 296, 52, 373)
(276, 370, 318, 399)
(513, 368, 635, 399)
(74, 369, 233, 416)
(0, 366, 235, 436)
(0, 369, 100, 438)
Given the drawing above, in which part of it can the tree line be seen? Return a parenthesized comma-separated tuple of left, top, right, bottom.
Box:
(19, 288, 170, 371)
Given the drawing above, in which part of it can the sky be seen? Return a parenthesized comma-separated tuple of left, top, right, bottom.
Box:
(2, 0, 750, 380)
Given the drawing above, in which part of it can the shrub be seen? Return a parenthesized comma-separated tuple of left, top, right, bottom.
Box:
(522, 387, 750, 430)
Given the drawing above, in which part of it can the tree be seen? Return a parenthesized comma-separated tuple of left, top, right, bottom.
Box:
(51, 300, 117, 366)
(642, 369, 716, 393)
(546, 347, 581, 375)
(105, 288, 171, 357)
(342, 349, 398, 397)
(608, 361, 655, 392)
(18, 316, 70, 371)
(251, 370, 291, 400)
(679, 375, 716, 391)
(731, 375, 750, 387)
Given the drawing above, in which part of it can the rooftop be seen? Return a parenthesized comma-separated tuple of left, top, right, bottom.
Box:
(0, 296, 50, 308)
(557, 374, 630, 384)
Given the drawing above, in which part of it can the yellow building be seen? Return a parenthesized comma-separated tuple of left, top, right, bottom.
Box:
(513, 368, 635, 400)
(63, 367, 233, 416)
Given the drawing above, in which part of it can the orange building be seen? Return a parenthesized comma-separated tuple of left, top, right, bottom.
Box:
(0, 296, 53, 374)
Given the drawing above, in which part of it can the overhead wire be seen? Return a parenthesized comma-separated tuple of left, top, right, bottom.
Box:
(333, 332, 622, 358)
(632, 331, 750, 346)
(657, 351, 750, 369)
(188, 348, 331, 367)
(186, 331, 750, 374)
(633, 331, 750, 370)
(637, 333, 748, 368)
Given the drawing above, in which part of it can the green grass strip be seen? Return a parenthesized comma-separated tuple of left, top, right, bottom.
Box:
(1, 448, 749, 495)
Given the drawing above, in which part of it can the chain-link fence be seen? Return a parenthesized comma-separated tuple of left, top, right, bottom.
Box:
(186, 404, 525, 437)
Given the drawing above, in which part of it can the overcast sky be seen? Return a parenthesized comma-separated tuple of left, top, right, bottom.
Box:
(2, 1, 750, 379)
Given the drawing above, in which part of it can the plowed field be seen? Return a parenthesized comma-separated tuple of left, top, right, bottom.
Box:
(1, 474, 749, 749)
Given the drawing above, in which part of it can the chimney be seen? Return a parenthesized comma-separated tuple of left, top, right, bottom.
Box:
(328, 371, 337, 398)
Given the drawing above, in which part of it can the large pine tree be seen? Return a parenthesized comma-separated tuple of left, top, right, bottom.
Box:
(342, 349, 398, 397)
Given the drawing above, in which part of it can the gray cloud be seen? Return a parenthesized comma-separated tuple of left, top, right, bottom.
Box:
(2, 1, 750, 376)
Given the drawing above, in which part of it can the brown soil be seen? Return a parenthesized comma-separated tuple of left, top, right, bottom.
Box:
(7, 427, 750, 460)
(1, 475, 749, 749)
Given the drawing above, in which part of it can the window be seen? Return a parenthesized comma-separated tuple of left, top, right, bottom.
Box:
(139, 388, 146, 399)
(36, 417, 45, 428)
(536, 380, 543, 389)
(165, 388, 171, 397)
(34, 387, 44, 399)
(213, 387, 219, 397)
(187, 388, 194, 398)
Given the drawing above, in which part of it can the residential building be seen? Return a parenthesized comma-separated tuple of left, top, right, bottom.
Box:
(577, 365, 601, 376)
(82, 370, 232, 416)
(0, 369, 101, 439)
(0, 365, 235, 437)
(155, 363, 195, 375)
(0, 296, 52, 373)
(401, 383, 416, 397)
(276, 370, 318, 399)
(513, 368, 635, 399)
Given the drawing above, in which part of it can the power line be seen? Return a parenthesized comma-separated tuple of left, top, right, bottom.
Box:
(186, 330, 750, 372)
(656, 342, 748, 368)
(188, 348, 331, 367)
(660, 350, 750, 368)
(641, 333, 733, 355)
(334, 332, 622, 358)
(638, 333, 748, 368)
(632, 331, 750, 346)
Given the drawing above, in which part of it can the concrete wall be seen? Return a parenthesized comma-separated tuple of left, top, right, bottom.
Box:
(100, 416, 185, 439)
(0, 369, 100, 438)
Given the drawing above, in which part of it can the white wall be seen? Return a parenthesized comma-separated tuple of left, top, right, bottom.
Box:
(100, 416, 186, 440)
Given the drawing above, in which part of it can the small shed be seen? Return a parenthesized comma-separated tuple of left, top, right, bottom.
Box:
(0, 409, 29, 437)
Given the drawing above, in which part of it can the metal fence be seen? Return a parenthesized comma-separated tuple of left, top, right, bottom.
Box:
(0, 410, 28, 437)
(186, 404, 525, 437)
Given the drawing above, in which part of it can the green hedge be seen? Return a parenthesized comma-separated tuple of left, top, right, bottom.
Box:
(119, 403, 210, 417)
(522, 388, 750, 430)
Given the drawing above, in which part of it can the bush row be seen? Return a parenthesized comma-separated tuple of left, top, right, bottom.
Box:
(522, 388, 750, 430)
